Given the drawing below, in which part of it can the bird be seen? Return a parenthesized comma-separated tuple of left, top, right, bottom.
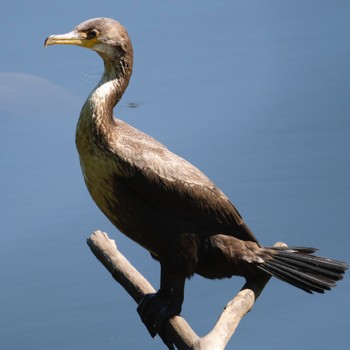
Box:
(45, 18, 347, 349)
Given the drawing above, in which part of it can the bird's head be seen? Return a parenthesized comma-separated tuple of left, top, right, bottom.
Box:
(45, 17, 132, 62)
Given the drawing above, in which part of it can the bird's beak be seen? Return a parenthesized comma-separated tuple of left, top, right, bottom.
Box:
(45, 30, 92, 48)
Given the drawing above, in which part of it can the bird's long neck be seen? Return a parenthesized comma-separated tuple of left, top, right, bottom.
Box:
(93, 58, 131, 116)
(77, 48, 133, 148)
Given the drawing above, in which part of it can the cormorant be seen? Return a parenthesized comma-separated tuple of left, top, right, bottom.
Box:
(45, 18, 347, 348)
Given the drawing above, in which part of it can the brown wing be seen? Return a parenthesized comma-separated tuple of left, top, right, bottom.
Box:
(112, 120, 258, 243)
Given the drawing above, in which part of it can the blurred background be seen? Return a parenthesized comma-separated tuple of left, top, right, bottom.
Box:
(1, 1, 349, 349)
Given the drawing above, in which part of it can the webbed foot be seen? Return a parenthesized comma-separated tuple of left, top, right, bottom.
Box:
(137, 290, 181, 350)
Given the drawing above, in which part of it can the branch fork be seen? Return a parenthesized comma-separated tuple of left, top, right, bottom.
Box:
(87, 230, 285, 350)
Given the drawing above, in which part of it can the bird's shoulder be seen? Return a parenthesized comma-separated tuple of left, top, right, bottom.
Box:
(112, 119, 219, 188)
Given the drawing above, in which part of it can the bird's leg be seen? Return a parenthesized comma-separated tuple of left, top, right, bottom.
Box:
(137, 264, 185, 349)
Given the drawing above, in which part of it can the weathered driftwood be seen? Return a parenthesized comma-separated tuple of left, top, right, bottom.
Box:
(87, 230, 286, 350)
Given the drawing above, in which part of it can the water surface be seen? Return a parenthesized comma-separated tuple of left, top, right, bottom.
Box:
(1, 1, 349, 349)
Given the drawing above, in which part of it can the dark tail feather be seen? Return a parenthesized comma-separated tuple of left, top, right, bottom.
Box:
(257, 246, 348, 294)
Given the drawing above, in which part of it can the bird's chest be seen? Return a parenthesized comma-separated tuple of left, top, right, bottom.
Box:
(78, 148, 156, 252)
(78, 142, 122, 215)
(76, 122, 122, 218)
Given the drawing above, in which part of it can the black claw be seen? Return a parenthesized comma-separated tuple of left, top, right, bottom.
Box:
(137, 294, 158, 338)
(161, 335, 175, 350)
(137, 292, 179, 349)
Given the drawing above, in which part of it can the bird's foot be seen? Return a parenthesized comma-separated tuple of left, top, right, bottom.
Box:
(137, 291, 181, 350)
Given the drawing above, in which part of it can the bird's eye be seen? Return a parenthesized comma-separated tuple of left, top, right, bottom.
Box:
(87, 30, 98, 39)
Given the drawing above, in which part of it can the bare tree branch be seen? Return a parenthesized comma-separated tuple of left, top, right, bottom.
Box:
(87, 230, 285, 350)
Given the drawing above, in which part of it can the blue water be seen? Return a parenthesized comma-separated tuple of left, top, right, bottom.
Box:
(1, 1, 349, 349)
